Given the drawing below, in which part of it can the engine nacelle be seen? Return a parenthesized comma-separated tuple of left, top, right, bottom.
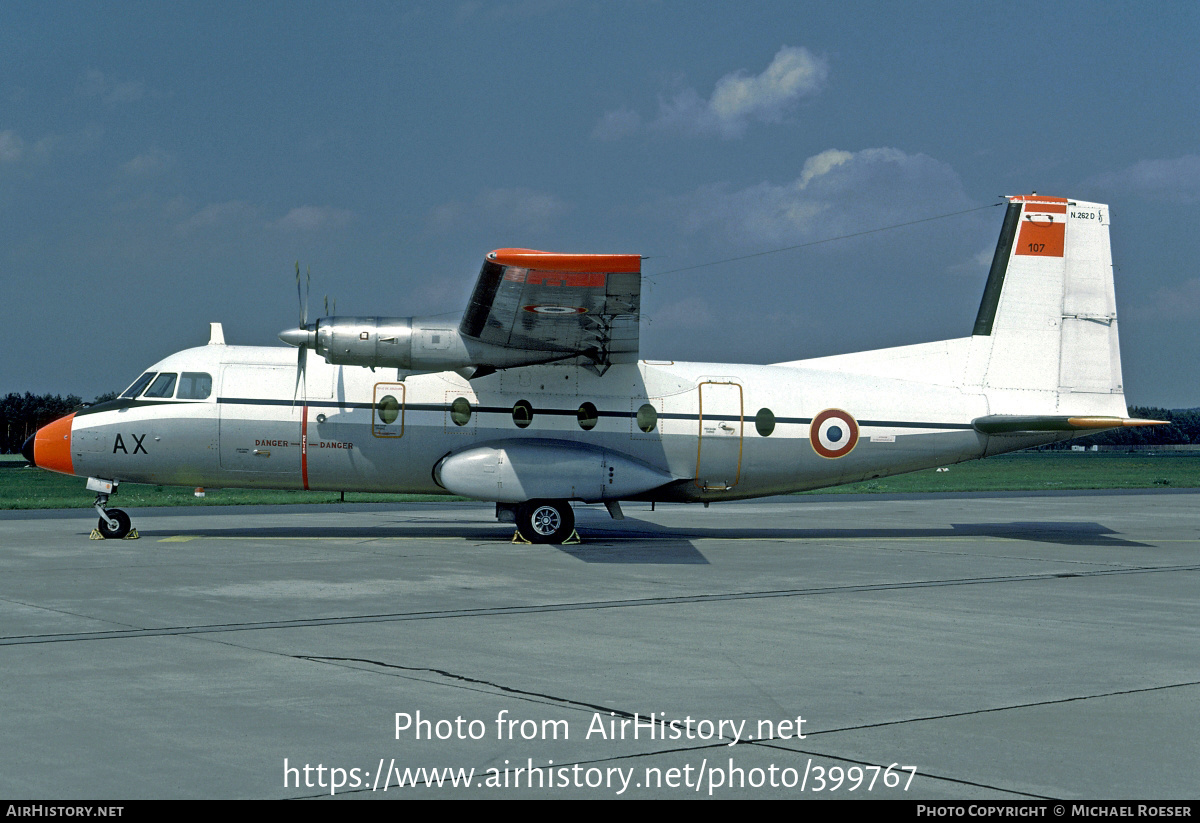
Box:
(281, 315, 583, 375)
(312, 316, 473, 371)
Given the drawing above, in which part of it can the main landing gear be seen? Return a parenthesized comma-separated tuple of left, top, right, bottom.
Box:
(93, 492, 135, 540)
(514, 499, 576, 544)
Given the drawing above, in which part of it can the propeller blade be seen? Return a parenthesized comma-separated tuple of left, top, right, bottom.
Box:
(295, 261, 311, 327)
(292, 345, 307, 407)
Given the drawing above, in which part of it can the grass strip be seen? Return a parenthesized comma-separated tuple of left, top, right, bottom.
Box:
(1, 453, 1197, 510)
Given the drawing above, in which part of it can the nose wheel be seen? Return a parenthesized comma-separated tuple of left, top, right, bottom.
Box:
(97, 508, 132, 540)
(93, 493, 135, 540)
(516, 499, 575, 544)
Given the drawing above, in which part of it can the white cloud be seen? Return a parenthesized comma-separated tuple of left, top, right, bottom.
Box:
(707, 46, 828, 134)
(1085, 155, 1200, 204)
(0, 130, 23, 162)
(597, 46, 828, 140)
(272, 205, 354, 232)
(798, 149, 852, 187)
(430, 187, 570, 234)
(671, 147, 972, 246)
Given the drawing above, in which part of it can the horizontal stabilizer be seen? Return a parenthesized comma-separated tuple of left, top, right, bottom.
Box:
(973, 415, 1168, 435)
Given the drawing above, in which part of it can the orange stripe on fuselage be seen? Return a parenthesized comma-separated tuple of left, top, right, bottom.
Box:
(34, 413, 75, 475)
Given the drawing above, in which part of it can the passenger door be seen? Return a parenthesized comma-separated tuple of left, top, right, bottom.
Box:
(695, 380, 743, 491)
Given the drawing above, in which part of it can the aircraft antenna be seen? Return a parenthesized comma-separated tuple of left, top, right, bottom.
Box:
(643, 202, 1002, 281)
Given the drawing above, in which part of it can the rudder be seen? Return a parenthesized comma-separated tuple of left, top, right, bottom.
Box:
(967, 194, 1127, 417)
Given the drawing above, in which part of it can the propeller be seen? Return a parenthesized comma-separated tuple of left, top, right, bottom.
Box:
(279, 265, 337, 407)
(280, 262, 313, 407)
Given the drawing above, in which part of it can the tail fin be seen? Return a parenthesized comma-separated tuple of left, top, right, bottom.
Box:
(965, 195, 1128, 417)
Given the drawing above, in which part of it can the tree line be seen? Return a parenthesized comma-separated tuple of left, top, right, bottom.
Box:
(1, 392, 115, 454)
(1041, 406, 1200, 450)
(2, 392, 1198, 456)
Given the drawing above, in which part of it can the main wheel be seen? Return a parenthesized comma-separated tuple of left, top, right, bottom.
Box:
(516, 499, 574, 544)
(97, 509, 132, 539)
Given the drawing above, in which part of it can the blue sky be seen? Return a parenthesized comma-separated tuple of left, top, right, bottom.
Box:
(3, 1, 1198, 406)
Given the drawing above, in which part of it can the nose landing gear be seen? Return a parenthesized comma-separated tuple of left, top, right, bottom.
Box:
(92, 492, 136, 540)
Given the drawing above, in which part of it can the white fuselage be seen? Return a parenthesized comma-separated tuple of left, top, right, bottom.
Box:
(64, 341, 1057, 503)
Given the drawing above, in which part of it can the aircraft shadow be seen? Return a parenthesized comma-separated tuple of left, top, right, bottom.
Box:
(141, 525, 513, 540)
(136, 521, 712, 564)
(554, 538, 709, 564)
(577, 519, 1151, 549)
(132, 519, 1147, 567)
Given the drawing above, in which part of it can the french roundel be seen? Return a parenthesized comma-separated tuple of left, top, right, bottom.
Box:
(522, 304, 587, 315)
(810, 409, 859, 458)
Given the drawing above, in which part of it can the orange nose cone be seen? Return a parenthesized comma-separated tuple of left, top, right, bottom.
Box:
(34, 413, 76, 476)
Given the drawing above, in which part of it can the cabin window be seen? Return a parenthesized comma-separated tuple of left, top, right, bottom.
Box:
(577, 402, 598, 431)
(377, 395, 401, 425)
(451, 397, 472, 426)
(636, 403, 657, 433)
(512, 400, 534, 429)
(177, 372, 212, 400)
(755, 408, 775, 437)
(144, 373, 178, 398)
(120, 372, 156, 399)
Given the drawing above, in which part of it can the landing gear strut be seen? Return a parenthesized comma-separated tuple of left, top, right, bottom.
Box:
(515, 499, 575, 544)
(93, 493, 133, 540)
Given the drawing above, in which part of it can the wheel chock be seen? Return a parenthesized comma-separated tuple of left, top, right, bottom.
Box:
(510, 529, 583, 545)
(88, 528, 140, 540)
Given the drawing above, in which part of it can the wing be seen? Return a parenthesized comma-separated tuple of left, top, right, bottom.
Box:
(459, 249, 641, 374)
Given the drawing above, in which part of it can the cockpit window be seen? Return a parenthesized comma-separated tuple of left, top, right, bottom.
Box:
(177, 372, 212, 400)
(120, 373, 156, 399)
(144, 373, 178, 398)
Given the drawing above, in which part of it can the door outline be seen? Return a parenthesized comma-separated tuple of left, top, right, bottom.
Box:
(695, 380, 743, 490)
(372, 383, 406, 438)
